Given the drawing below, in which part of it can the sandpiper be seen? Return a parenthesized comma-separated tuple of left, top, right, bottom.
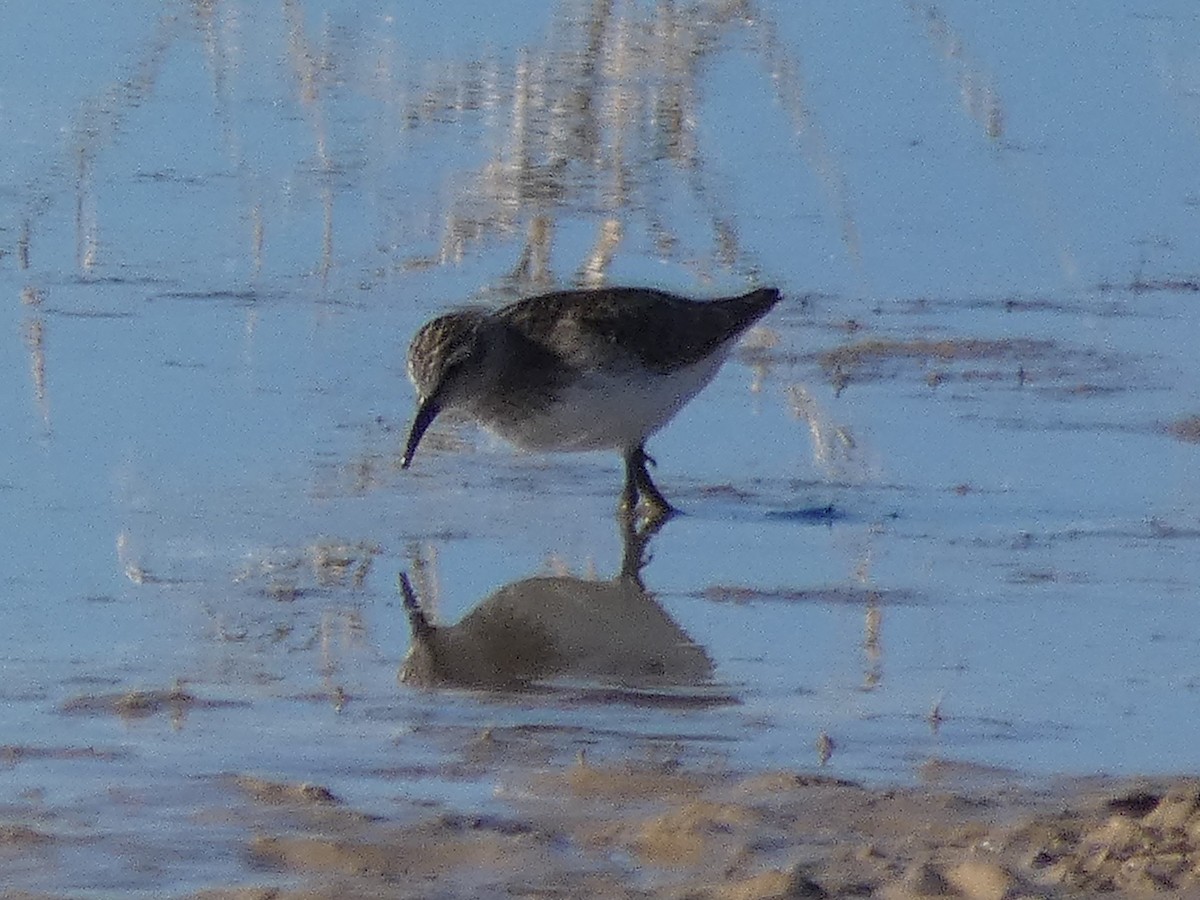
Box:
(402, 285, 781, 520)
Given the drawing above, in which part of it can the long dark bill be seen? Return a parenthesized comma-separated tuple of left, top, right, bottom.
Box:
(401, 397, 440, 469)
(397, 572, 434, 639)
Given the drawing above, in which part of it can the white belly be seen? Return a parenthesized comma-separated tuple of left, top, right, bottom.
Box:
(481, 351, 730, 452)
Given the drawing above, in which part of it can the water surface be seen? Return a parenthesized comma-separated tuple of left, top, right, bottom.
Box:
(3, 0, 1200, 894)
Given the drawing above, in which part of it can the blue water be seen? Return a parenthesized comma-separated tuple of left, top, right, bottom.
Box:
(3, 0, 1200, 893)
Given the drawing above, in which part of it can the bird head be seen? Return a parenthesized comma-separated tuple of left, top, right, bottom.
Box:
(401, 310, 486, 468)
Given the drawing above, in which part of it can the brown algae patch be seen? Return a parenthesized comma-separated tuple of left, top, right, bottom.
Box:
(698, 584, 913, 606)
(819, 335, 1053, 378)
(60, 684, 247, 720)
(815, 335, 1126, 395)
(230, 776, 342, 807)
(0, 744, 130, 764)
(1164, 414, 1200, 443)
(0, 824, 54, 848)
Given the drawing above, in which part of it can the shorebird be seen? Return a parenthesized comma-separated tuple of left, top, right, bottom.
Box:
(402, 285, 780, 520)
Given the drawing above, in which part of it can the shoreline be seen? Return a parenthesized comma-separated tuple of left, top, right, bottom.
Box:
(176, 760, 1200, 899)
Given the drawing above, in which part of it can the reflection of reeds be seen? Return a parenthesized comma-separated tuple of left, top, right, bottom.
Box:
(862, 595, 881, 690)
(396, 0, 818, 289)
(17, 1, 834, 292)
(282, 0, 336, 283)
(22, 314, 49, 428)
(906, 2, 1079, 281)
(787, 384, 858, 479)
(747, 7, 863, 269)
(1152, 23, 1200, 141)
(18, 220, 31, 270)
(68, 12, 181, 275)
(907, 2, 1004, 140)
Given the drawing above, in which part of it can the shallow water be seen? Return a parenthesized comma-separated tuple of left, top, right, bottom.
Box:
(3, 0, 1200, 894)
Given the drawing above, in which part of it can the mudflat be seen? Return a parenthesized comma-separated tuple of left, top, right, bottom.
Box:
(153, 760, 1200, 899)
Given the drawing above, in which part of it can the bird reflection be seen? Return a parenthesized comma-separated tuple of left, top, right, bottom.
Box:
(399, 519, 713, 691)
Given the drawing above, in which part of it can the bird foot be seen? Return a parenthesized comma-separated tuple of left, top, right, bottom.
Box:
(620, 444, 677, 525)
(617, 492, 678, 527)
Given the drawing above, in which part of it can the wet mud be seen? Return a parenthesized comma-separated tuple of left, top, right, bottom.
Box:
(176, 765, 1200, 899)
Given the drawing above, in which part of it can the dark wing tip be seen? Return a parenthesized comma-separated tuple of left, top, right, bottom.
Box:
(748, 286, 783, 309)
(731, 287, 782, 330)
